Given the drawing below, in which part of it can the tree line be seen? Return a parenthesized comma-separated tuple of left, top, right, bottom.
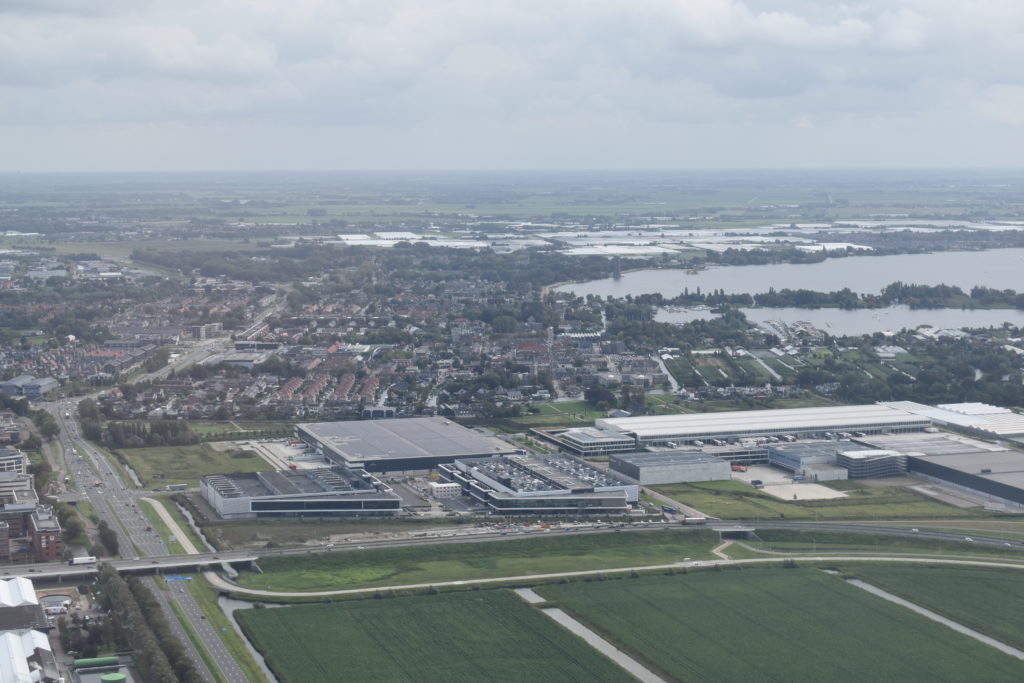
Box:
(95, 564, 203, 682)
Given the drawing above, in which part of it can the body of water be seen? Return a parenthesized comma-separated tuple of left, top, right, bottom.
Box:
(656, 305, 1024, 336)
(559, 249, 1024, 334)
(557, 249, 1024, 298)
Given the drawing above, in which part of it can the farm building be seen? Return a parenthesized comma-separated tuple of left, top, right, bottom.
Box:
(201, 466, 401, 519)
(438, 452, 638, 515)
(295, 417, 518, 473)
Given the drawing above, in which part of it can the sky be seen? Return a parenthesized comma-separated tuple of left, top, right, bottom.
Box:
(3, 0, 1024, 172)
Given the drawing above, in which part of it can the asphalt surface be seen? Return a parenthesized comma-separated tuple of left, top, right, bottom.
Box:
(53, 404, 249, 683)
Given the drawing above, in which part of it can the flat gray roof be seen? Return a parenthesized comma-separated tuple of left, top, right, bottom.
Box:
(911, 450, 1024, 489)
(297, 417, 515, 462)
(613, 451, 725, 467)
(770, 442, 872, 458)
(862, 433, 1008, 456)
(597, 404, 927, 438)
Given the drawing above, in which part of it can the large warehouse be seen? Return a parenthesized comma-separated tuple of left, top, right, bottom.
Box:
(438, 452, 638, 515)
(610, 451, 731, 484)
(200, 466, 401, 519)
(882, 401, 1024, 443)
(294, 417, 518, 472)
(861, 432, 1024, 508)
(594, 404, 929, 448)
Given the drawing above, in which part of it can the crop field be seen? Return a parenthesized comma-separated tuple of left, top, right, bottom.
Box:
(235, 529, 718, 592)
(661, 356, 701, 384)
(186, 421, 294, 435)
(852, 566, 1024, 650)
(534, 401, 605, 420)
(644, 393, 691, 414)
(538, 568, 1024, 682)
(652, 479, 988, 520)
(237, 590, 631, 683)
(116, 443, 267, 487)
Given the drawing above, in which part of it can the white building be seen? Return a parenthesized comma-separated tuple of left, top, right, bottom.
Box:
(428, 482, 461, 499)
(595, 404, 929, 447)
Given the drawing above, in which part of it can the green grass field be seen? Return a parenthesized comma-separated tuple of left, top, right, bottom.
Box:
(237, 590, 632, 683)
(538, 568, 1024, 682)
(652, 479, 988, 520)
(738, 529, 1024, 560)
(117, 443, 267, 487)
(235, 530, 718, 592)
(852, 566, 1024, 651)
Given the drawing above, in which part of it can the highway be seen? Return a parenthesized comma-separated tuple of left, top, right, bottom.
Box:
(11, 514, 1024, 583)
(51, 401, 249, 683)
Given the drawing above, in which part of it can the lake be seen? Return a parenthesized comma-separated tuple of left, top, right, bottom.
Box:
(557, 248, 1024, 298)
(558, 248, 1024, 334)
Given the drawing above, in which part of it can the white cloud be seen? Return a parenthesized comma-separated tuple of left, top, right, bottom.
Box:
(2, 0, 1024, 170)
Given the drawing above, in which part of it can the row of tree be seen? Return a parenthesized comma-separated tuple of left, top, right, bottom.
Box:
(80, 418, 200, 449)
(96, 565, 203, 682)
(626, 281, 1024, 311)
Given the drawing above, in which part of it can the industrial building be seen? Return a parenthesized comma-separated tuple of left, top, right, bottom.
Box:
(0, 578, 58, 683)
(200, 466, 401, 519)
(882, 401, 1024, 443)
(610, 451, 732, 484)
(549, 427, 637, 456)
(595, 404, 929, 447)
(836, 450, 907, 479)
(295, 417, 518, 473)
(862, 432, 1024, 508)
(438, 452, 638, 515)
(767, 442, 854, 482)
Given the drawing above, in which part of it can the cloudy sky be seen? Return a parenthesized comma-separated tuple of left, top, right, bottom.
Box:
(3, 0, 1024, 172)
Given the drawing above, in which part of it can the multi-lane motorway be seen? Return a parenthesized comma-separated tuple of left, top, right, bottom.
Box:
(52, 402, 249, 683)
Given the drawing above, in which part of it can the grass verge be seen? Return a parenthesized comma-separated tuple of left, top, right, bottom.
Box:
(138, 499, 186, 554)
(187, 575, 268, 682)
(166, 598, 229, 683)
(236, 529, 719, 593)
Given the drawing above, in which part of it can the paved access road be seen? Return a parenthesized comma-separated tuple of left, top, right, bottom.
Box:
(205, 553, 1024, 599)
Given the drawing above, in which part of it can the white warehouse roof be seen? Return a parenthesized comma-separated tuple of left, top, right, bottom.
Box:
(0, 630, 51, 683)
(883, 401, 1024, 437)
(596, 404, 926, 440)
(0, 577, 37, 608)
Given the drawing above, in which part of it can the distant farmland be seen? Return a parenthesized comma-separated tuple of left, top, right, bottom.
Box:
(237, 590, 631, 683)
(539, 568, 1024, 682)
